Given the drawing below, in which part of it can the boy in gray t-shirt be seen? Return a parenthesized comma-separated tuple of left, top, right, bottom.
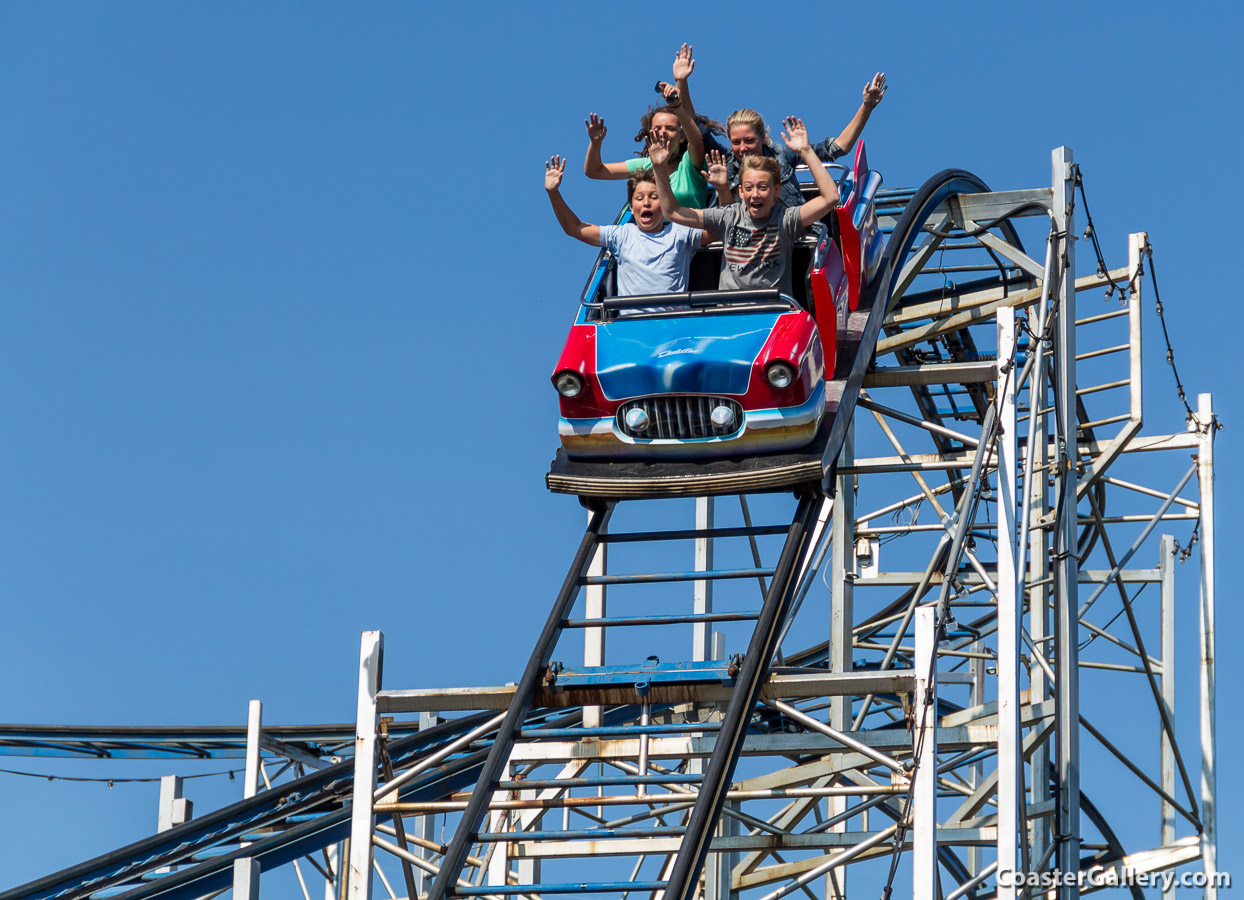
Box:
(650, 116, 840, 296)
(699, 201, 804, 296)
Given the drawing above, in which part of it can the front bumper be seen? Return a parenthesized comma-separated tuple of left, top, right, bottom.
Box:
(559, 382, 825, 460)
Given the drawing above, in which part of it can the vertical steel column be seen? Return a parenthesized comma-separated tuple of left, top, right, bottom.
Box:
(828, 426, 853, 900)
(967, 651, 983, 879)
(486, 776, 511, 890)
(157, 775, 189, 833)
(1017, 230, 1056, 873)
(515, 771, 541, 888)
(694, 496, 716, 662)
(244, 700, 262, 800)
(326, 844, 340, 900)
(236, 698, 262, 893)
(913, 606, 938, 900)
(233, 859, 261, 900)
(829, 425, 855, 728)
(996, 308, 1020, 895)
(1128, 234, 1144, 422)
(348, 631, 384, 900)
(1159, 534, 1176, 900)
(583, 508, 607, 729)
(1029, 306, 1051, 865)
(704, 802, 739, 900)
(1194, 393, 1217, 898)
(686, 530, 719, 857)
(1051, 146, 1080, 897)
(415, 710, 438, 898)
(156, 775, 190, 874)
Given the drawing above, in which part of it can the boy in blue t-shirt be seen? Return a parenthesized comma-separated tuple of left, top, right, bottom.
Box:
(544, 155, 712, 296)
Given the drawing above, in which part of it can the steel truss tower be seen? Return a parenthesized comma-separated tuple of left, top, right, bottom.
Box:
(2, 147, 1219, 900)
(337, 147, 1218, 900)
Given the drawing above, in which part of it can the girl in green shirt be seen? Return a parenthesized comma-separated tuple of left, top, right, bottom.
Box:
(582, 43, 723, 209)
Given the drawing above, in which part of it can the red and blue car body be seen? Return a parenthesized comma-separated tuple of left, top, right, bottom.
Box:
(552, 144, 884, 461)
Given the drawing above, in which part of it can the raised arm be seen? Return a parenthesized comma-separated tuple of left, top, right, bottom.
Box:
(831, 73, 886, 154)
(649, 133, 704, 228)
(583, 113, 632, 180)
(656, 43, 706, 169)
(782, 118, 840, 227)
(545, 156, 602, 246)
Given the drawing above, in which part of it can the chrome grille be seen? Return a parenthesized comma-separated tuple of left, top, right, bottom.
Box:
(616, 396, 744, 440)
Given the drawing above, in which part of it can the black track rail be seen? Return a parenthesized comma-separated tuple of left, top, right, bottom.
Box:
(426, 503, 615, 900)
(662, 493, 826, 898)
(2, 712, 496, 900)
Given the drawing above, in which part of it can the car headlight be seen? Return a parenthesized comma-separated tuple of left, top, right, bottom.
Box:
(554, 371, 584, 398)
(766, 362, 795, 389)
(625, 408, 650, 431)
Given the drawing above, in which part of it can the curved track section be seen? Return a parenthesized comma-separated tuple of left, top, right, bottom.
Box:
(1, 714, 495, 900)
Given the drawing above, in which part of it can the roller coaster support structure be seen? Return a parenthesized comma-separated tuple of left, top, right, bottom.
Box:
(1051, 146, 1081, 900)
(1195, 391, 1217, 900)
(2, 146, 1220, 900)
(331, 147, 1219, 900)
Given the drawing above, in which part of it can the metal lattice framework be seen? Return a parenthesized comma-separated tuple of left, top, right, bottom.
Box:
(2, 147, 1219, 900)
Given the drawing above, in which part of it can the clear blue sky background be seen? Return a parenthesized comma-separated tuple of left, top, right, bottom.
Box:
(1, 1, 1239, 888)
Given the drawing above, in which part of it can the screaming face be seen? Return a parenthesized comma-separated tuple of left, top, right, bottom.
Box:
(630, 180, 663, 232)
(738, 167, 778, 220)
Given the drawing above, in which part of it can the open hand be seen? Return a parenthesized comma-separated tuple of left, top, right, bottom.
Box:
(863, 72, 887, 108)
(703, 148, 730, 187)
(648, 131, 673, 168)
(544, 155, 566, 191)
(781, 116, 810, 153)
(672, 43, 695, 82)
(585, 113, 607, 143)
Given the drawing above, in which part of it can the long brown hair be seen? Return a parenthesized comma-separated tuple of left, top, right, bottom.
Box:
(632, 106, 725, 161)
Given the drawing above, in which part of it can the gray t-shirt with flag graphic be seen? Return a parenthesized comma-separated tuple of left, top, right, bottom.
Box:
(700, 202, 805, 296)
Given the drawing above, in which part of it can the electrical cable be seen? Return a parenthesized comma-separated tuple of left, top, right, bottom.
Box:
(1078, 583, 1148, 652)
(0, 766, 243, 786)
(1075, 166, 1197, 423)
(1145, 249, 1195, 421)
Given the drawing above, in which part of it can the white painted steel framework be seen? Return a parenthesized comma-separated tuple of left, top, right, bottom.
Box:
(0, 147, 1218, 900)
(336, 148, 1217, 900)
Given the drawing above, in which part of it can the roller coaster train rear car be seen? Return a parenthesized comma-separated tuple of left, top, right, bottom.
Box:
(550, 143, 884, 463)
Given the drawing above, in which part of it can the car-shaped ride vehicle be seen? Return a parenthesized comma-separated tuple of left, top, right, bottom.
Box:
(552, 144, 885, 460)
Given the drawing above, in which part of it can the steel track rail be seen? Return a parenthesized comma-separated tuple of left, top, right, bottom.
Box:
(662, 492, 825, 899)
(426, 503, 614, 900)
(1, 713, 495, 900)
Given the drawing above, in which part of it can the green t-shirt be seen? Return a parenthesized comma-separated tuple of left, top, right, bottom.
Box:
(626, 150, 708, 209)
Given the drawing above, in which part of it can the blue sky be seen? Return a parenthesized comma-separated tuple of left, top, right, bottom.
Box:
(1, 1, 1240, 888)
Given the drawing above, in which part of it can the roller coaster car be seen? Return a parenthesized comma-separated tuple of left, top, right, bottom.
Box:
(552, 143, 884, 461)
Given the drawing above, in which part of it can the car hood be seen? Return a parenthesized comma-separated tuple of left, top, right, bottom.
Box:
(595, 312, 777, 400)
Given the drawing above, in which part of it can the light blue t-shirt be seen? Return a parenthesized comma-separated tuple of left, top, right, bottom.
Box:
(599, 222, 702, 296)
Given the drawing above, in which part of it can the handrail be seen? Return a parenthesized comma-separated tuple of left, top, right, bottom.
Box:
(600, 288, 796, 315)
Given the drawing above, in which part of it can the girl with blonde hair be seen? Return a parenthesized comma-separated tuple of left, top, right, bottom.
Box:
(716, 73, 887, 207)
